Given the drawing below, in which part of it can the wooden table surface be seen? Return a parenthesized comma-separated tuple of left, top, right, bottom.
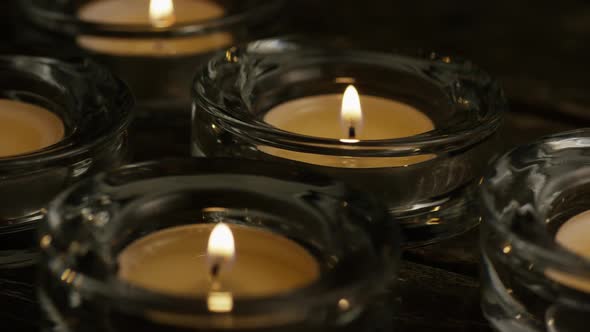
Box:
(1, 1, 589, 331)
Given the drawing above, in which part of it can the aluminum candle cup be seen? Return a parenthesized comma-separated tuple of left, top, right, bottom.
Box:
(21, 0, 284, 113)
(0, 56, 132, 268)
(192, 38, 506, 246)
(481, 129, 590, 332)
(39, 158, 399, 331)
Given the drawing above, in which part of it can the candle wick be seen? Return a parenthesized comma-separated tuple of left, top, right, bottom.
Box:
(211, 262, 221, 279)
(209, 262, 223, 292)
(348, 125, 356, 139)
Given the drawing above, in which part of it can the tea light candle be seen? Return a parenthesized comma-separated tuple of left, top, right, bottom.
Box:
(118, 223, 320, 304)
(546, 210, 590, 292)
(261, 85, 435, 168)
(0, 99, 64, 158)
(77, 0, 232, 56)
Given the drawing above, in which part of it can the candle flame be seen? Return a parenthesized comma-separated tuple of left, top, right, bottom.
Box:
(207, 291, 234, 313)
(149, 0, 176, 28)
(207, 223, 235, 271)
(340, 85, 363, 140)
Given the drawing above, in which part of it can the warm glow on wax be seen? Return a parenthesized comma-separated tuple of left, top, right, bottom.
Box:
(150, 0, 175, 27)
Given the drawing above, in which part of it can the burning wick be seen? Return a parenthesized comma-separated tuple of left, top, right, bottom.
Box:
(210, 262, 221, 279)
(348, 125, 356, 140)
(206, 223, 235, 312)
(341, 85, 363, 142)
(207, 222, 235, 283)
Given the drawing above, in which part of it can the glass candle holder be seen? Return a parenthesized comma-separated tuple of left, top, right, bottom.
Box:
(0, 56, 132, 269)
(191, 38, 506, 247)
(481, 129, 590, 332)
(21, 0, 284, 113)
(39, 158, 399, 332)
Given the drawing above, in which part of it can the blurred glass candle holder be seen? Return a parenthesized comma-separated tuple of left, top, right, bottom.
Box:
(21, 0, 284, 113)
(481, 129, 590, 332)
(39, 158, 399, 331)
(0, 56, 132, 268)
(191, 38, 506, 246)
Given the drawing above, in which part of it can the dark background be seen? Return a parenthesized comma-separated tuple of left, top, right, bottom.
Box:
(1, 1, 589, 331)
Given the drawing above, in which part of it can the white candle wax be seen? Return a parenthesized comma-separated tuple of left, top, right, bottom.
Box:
(0, 99, 64, 158)
(77, 0, 232, 56)
(546, 210, 590, 292)
(118, 224, 320, 297)
(261, 93, 435, 168)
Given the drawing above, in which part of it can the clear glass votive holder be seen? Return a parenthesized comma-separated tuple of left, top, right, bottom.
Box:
(21, 0, 284, 113)
(191, 38, 506, 246)
(39, 158, 399, 332)
(481, 129, 590, 332)
(0, 56, 132, 268)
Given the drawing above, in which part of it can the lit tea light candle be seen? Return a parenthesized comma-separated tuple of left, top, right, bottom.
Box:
(118, 223, 320, 302)
(546, 210, 590, 292)
(0, 99, 64, 158)
(77, 0, 233, 56)
(261, 85, 435, 168)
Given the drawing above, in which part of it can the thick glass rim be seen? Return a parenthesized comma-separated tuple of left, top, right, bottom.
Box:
(0, 55, 133, 171)
(193, 37, 505, 157)
(481, 128, 590, 276)
(43, 158, 398, 326)
(21, 0, 284, 38)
